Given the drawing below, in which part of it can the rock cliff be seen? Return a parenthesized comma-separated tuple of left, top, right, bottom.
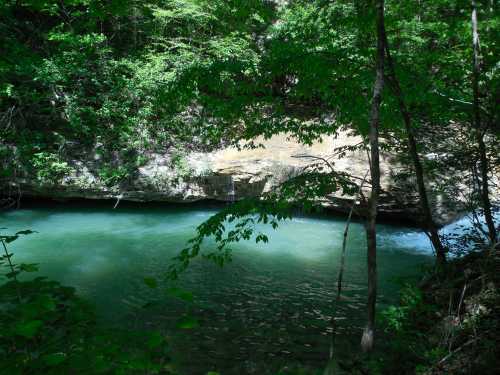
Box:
(3, 131, 493, 226)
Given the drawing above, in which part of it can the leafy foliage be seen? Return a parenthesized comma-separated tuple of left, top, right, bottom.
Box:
(169, 163, 359, 276)
(0, 231, 176, 374)
(0, 0, 499, 371)
(31, 152, 73, 183)
(0, 0, 276, 179)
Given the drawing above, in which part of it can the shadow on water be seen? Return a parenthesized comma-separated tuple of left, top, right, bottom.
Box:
(1, 201, 433, 374)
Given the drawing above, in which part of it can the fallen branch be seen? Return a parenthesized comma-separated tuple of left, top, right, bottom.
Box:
(438, 337, 480, 367)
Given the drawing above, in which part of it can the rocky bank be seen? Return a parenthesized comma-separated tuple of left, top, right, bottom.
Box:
(3, 131, 495, 226)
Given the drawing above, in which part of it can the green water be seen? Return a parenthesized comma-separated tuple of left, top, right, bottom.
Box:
(1, 202, 433, 374)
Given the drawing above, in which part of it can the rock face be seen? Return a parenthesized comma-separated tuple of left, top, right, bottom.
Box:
(3, 131, 489, 225)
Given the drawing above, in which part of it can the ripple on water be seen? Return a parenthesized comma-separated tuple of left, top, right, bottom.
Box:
(1, 205, 435, 375)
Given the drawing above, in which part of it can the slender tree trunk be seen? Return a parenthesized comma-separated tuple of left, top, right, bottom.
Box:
(133, 1, 138, 50)
(328, 169, 369, 362)
(361, 0, 385, 353)
(471, 0, 497, 244)
(337, 170, 370, 300)
(1, 238, 21, 302)
(382, 29, 447, 265)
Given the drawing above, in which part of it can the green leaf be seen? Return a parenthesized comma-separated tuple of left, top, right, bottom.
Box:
(4, 235, 18, 243)
(167, 287, 193, 302)
(6, 270, 20, 279)
(42, 353, 66, 366)
(143, 277, 158, 289)
(19, 263, 39, 272)
(15, 230, 37, 236)
(14, 320, 43, 338)
(147, 331, 164, 349)
(176, 315, 199, 329)
(36, 295, 56, 311)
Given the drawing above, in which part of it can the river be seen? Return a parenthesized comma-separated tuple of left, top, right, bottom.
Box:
(1, 201, 434, 374)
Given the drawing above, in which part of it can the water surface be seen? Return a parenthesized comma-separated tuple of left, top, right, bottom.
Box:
(1, 202, 434, 374)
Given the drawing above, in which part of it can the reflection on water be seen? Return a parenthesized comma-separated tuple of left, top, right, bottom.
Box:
(1, 203, 433, 374)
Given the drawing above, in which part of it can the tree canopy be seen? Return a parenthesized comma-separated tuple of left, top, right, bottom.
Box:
(1, 0, 498, 370)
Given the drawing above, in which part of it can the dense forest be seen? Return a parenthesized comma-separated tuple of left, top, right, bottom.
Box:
(1, 0, 499, 374)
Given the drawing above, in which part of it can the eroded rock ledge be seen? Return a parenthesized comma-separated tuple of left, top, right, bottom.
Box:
(3, 132, 482, 226)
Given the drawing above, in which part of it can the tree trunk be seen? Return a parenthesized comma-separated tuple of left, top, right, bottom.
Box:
(381, 28, 447, 265)
(361, 0, 385, 353)
(337, 170, 369, 301)
(328, 169, 369, 361)
(471, 0, 497, 244)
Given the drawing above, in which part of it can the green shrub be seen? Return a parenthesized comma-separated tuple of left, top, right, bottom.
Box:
(31, 152, 72, 183)
(98, 165, 129, 187)
(0, 230, 175, 374)
(376, 284, 438, 374)
(170, 149, 192, 178)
